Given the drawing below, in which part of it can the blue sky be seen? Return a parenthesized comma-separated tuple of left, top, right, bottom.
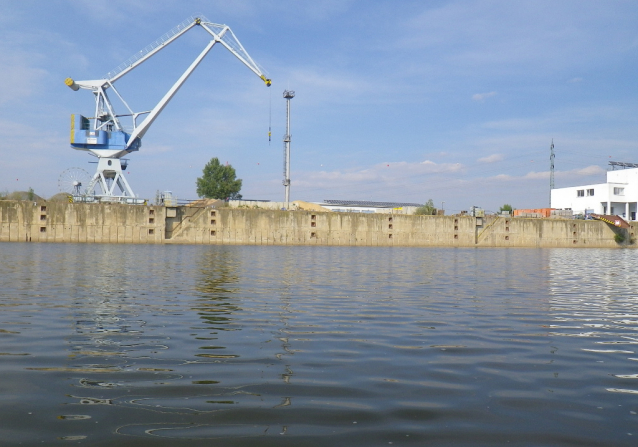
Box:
(1, 0, 637, 213)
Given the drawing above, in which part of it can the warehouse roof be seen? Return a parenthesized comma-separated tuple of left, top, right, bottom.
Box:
(322, 199, 423, 208)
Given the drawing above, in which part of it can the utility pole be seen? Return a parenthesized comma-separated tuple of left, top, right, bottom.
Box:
(283, 90, 295, 207)
(549, 139, 555, 207)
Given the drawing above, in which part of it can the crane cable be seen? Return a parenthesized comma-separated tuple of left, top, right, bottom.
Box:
(268, 86, 272, 145)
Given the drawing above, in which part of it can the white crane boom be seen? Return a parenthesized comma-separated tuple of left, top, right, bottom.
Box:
(127, 35, 219, 144)
(108, 19, 199, 83)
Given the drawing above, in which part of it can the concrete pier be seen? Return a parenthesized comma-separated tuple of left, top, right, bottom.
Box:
(0, 201, 635, 248)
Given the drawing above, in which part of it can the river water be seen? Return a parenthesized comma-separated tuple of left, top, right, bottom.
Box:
(1, 243, 637, 446)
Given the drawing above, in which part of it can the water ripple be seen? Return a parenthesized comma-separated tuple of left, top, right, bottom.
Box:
(2, 244, 638, 446)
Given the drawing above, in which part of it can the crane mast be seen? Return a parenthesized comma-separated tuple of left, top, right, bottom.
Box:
(65, 14, 271, 203)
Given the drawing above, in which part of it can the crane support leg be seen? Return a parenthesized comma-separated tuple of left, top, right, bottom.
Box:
(86, 158, 138, 202)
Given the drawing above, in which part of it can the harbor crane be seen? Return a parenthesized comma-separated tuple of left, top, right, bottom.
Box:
(65, 14, 271, 203)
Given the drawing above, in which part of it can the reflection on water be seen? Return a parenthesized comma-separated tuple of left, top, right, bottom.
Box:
(1, 243, 638, 446)
(549, 249, 638, 399)
(193, 248, 242, 362)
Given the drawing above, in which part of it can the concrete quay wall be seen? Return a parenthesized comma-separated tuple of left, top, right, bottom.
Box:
(0, 201, 165, 244)
(0, 201, 635, 248)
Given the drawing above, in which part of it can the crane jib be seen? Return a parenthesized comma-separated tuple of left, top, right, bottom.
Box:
(64, 14, 270, 201)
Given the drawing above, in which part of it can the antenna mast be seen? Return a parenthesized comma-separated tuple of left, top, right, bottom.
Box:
(549, 139, 555, 207)
(283, 90, 295, 207)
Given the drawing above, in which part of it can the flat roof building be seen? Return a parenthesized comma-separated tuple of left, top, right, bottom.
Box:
(317, 200, 423, 214)
(551, 163, 638, 220)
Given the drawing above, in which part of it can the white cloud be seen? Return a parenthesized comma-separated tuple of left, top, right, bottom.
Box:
(480, 165, 606, 184)
(411, 160, 464, 173)
(288, 159, 467, 203)
(571, 165, 606, 177)
(477, 154, 504, 163)
(1, 0, 637, 210)
(377, 160, 465, 176)
(472, 91, 497, 102)
(393, 0, 638, 82)
(282, 67, 377, 105)
(293, 159, 463, 187)
(523, 171, 550, 180)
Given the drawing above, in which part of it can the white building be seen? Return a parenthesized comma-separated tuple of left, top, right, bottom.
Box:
(551, 164, 638, 220)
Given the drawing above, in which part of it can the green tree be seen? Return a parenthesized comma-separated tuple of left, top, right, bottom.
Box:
(499, 204, 513, 214)
(415, 198, 437, 215)
(196, 157, 243, 200)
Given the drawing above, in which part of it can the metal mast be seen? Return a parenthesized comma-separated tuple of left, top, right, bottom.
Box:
(283, 90, 295, 206)
(549, 139, 555, 207)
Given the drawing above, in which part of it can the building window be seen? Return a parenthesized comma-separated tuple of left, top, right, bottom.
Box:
(587, 189, 594, 196)
(614, 187, 625, 196)
(577, 190, 584, 197)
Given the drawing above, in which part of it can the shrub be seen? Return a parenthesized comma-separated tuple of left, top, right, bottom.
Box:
(415, 199, 437, 215)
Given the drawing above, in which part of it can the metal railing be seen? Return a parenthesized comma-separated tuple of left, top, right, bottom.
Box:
(104, 15, 207, 80)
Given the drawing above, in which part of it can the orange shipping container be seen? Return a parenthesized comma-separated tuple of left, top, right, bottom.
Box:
(513, 208, 554, 218)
